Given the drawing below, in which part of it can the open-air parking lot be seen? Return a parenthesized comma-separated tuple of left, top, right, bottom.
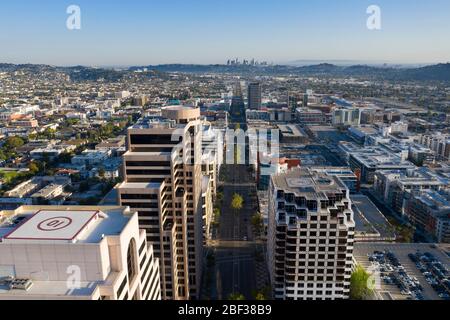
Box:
(408, 251, 450, 300)
(367, 250, 426, 300)
(355, 243, 450, 300)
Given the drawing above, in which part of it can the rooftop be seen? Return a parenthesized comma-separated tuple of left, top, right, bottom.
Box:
(0, 206, 132, 244)
(278, 124, 306, 138)
(413, 190, 450, 212)
(131, 116, 177, 130)
(272, 168, 348, 199)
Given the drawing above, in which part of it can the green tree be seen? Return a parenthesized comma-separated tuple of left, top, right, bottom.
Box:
(350, 265, 374, 300)
(252, 286, 271, 300)
(397, 225, 414, 243)
(5, 136, 25, 149)
(255, 293, 266, 300)
(251, 213, 264, 235)
(28, 162, 40, 174)
(231, 193, 244, 212)
(58, 152, 73, 164)
(228, 293, 245, 300)
(213, 208, 221, 220)
(66, 119, 80, 126)
(42, 128, 56, 139)
(98, 167, 106, 178)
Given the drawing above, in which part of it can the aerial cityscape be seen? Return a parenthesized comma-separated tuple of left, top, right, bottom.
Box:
(0, 0, 449, 308)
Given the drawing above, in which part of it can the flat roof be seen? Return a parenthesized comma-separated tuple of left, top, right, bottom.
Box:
(4, 210, 99, 242)
(272, 168, 348, 199)
(0, 206, 132, 244)
(0, 280, 99, 297)
(351, 195, 396, 240)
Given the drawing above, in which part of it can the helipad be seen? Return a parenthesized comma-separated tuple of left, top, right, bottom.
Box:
(4, 210, 100, 242)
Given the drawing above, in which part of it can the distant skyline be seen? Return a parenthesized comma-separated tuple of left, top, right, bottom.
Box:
(0, 0, 449, 66)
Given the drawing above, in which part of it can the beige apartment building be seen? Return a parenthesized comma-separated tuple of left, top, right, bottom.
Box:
(117, 106, 204, 300)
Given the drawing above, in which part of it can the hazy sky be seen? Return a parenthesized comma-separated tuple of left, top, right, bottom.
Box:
(0, 0, 449, 66)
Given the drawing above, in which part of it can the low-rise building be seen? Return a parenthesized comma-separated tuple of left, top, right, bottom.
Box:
(405, 190, 450, 243)
(296, 108, 330, 125)
(95, 136, 126, 156)
(2, 176, 71, 208)
(278, 124, 308, 144)
(373, 168, 449, 215)
(339, 142, 416, 184)
(72, 150, 111, 167)
(417, 133, 450, 161)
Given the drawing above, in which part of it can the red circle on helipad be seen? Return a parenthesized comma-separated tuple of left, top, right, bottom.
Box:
(38, 217, 73, 231)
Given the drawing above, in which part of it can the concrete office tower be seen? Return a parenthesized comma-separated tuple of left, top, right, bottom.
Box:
(230, 82, 246, 123)
(117, 106, 204, 300)
(248, 82, 262, 110)
(0, 206, 161, 300)
(267, 168, 355, 300)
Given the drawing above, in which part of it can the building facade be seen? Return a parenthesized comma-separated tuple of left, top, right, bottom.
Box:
(117, 106, 204, 300)
(248, 82, 262, 110)
(0, 206, 161, 300)
(405, 190, 450, 243)
(267, 168, 355, 300)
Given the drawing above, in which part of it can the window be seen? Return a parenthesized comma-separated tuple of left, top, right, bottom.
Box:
(127, 239, 138, 283)
(126, 169, 171, 176)
(130, 134, 180, 145)
(126, 161, 171, 167)
(139, 241, 147, 255)
(116, 276, 128, 298)
(121, 194, 158, 200)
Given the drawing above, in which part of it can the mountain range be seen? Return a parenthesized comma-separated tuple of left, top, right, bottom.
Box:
(129, 63, 450, 81)
(1, 62, 449, 82)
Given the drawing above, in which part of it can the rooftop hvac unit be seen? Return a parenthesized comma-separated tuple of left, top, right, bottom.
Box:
(9, 278, 34, 291)
(0, 276, 14, 286)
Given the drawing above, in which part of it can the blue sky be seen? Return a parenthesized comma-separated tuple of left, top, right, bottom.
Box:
(0, 0, 449, 66)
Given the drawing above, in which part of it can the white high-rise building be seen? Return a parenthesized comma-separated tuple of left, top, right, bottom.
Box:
(0, 205, 161, 300)
(268, 168, 355, 300)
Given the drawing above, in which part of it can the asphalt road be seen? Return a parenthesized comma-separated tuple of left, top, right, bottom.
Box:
(206, 164, 264, 300)
(218, 165, 256, 241)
